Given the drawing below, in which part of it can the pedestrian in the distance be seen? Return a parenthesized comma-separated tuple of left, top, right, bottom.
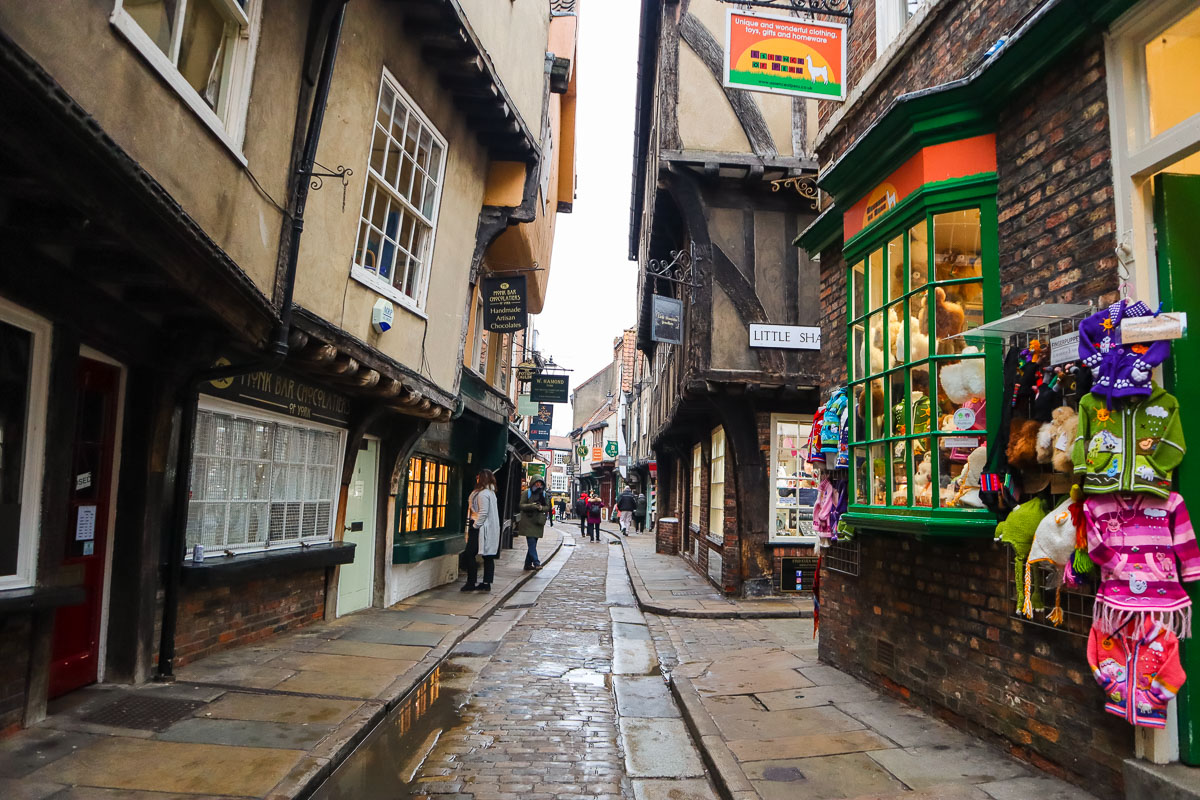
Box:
(616, 487, 636, 536)
(461, 469, 499, 592)
(557, 498, 567, 520)
(634, 491, 648, 533)
(586, 494, 605, 542)
(519, 477, 550, 570)
(575, 493, 588, 535)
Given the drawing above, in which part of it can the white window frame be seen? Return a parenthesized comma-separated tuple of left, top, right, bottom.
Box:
(768, 413, 818, 545)
(689, 442, 702, 531)
(189, 396, 347, 558)
(0, 298, 51, 591)
(1106, 0, 1200, 308)
(350, 68, 448, 317)
(110, 0, 263, 164)
(709, 427, 725, 543)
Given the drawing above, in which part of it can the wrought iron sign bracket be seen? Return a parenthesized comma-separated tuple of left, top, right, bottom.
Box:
(307, 162, 354, 211)
(647, 242, 701, 299)
(770, 175, 821, 212)
(717, 0, 853, 20)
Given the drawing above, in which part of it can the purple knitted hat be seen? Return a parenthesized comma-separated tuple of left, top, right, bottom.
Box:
(1077, 300, 1168, 405)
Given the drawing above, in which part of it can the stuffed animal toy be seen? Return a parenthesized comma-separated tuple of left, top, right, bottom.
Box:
(949, 445, 987, 508)
(919, 286, 966, 353)
(1006, 417, 1042, 469)
(1036, 421, 1056, 465)
(913, 458, 932, 507)
(939, 346, 986, 405)
(1048, 406, 1078, 474)
(1026, 497, 1077, 624)
(892, 315, 930, 364)
(995, 497, 1049, 614)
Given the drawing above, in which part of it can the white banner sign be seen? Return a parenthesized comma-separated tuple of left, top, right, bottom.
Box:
(749, 324, 821, 350)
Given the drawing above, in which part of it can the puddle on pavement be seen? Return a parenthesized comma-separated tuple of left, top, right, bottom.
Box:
(311, 662, 477, 800)
(563, 667, 610, 688)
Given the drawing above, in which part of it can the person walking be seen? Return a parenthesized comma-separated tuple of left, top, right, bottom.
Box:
(557, 498, 567, 520)
(575, 493, 588, 535)
(461, 470, 499, 592)
(634, 491, 648, 534)
(519, 478, 550, 570)
(586, 494, 605, 542)
(616, 487, 636, 536)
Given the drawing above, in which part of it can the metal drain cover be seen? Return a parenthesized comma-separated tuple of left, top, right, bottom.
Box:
(81, 694, 206, 731)
(671, 589, 710, 597)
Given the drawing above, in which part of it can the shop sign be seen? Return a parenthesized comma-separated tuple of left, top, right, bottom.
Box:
(724, 10, 846, 101)
(648, 461, 658, 475)
(842, 134, 997, 242)
(526, 462, 547, 479)
(482, 275, 527, 333)
(204, 361, 351, 426)
(516, 361, 538, 382)
(591, 446, 603, 463)
(517, 394, 538, 416)
(651, 295, 684, 345)
(576, 443, 589, 458)
(1048, 330, 1080, 366)
(530, 373, 569, 403)
(749, 323, 821, 350)
(604, 440, 619, 459)
(529, 403, 553, 440)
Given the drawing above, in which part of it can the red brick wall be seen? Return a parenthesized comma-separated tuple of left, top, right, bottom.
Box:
(656, 518, 680, 555)
(0, 615, 32, 734)
(173, 571, 327, 667)
(819, 533, 1128, 797)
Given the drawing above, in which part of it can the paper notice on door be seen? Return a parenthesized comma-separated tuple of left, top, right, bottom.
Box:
(353, 480, 364, 498)
(82, 541, 95, 556)
(75, 505, 97, 541)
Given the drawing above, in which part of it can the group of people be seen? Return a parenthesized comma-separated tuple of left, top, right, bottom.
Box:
(460, 472, 649, 592)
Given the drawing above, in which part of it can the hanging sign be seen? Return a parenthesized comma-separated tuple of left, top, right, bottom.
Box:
(517, 395, 538, 416)
(1049, 330, 1080, 366)
(516, 361, 538, 382)
(526, 462, 547, 479)
(576, 443, 589, 458)
(604, 440, 619, 459)
(651, 295, 684, 345)
(724, 10, 847, 101)
(591, 446, 604, 462)
(530, 403, 553, 441)
(749, 324, 821, 350)
(1122, 312, 1188, 344)
(530, 373, 569, 403)
(482, 275, 527, 332)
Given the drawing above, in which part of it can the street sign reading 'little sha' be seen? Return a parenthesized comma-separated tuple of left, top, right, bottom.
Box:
(482, 275, 528, 333)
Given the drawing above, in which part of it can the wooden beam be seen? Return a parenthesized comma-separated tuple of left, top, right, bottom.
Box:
(344, 369, 380, 389)
(287, 329, 310, 350)
(370, 377, 403, 399)
(300, 343, 337, 363)
(327, 353, 359, 377)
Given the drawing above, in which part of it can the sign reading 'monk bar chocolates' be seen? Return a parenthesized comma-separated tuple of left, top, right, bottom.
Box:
(482, 275, 528, 332)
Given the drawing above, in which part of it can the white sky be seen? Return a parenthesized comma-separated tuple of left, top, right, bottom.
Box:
(535, 0, 640, 435)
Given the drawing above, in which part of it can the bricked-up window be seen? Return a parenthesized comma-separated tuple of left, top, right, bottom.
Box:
(710, 427, 726, 538)
(351, 70, 447, 311)
(690, 443, 702, 530)
(187, 407, 343, 555)
(846, 197, 998, 522)
(402, 456, 451, 536)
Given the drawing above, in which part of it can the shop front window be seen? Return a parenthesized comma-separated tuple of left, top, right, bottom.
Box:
(709, 427, 725, 541)
(187, 406, 343, 554)
(689, 442, 702, 530)
(770, 414, 818, 543)
(846, 196, 997, 525)
(402, 456, 451, 535)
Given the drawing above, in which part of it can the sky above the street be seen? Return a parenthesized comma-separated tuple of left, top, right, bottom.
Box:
(537, 0, 640, 434)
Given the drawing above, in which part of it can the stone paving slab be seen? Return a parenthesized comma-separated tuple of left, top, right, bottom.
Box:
(632, 777, 720, 800)
(198, 692, 360, 725)
(743, 753, 909, 800)
(156, 717, 334, 750)
(614, 676, 681, 718)
(621, 718, 707, 778)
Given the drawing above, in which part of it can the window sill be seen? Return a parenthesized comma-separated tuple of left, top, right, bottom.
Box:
(180, 541, 355, 588)
(349, 267, 429, 321)
(840, 509, 996, 538)
(392, 531, 465, 565)
(769, 536, 818, 546)
(110, 10, 248, 167)
(0, 584, 86, 615)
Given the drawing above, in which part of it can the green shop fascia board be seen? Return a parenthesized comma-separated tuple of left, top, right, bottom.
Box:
(817, 0, 1138, 209)
(795, 203, 843, 256)
(840, 510, 997, 538)
(392, 531, 466, 565)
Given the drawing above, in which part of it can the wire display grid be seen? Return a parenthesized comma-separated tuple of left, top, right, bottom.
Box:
(824, 538, 861, 576)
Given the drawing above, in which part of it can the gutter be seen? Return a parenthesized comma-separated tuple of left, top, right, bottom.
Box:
(157, 0, 351, 680)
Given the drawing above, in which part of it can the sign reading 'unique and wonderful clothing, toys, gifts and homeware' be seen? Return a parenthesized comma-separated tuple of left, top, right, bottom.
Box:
(724, 10, 846, 101)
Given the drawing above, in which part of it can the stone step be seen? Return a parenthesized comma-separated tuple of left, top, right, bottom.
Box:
(1125, 759, 1200, 800)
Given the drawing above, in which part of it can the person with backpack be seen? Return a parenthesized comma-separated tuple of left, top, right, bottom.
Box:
(574, 493, 588, 535)
(519, 478, 551, 570)
(586, 495, 605, 542)
(616, 488, 637, 536)
(461, 470, 499, 592)
(634, 492, 648, 533)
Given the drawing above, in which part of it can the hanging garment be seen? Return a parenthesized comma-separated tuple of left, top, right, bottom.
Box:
(1072, 384, 1185, 499)
(1088, 619, 1185, 728)
(1086, 492, 1200, 637)
(1078, 300, 1170, 406)
(821, 388, 848, 453)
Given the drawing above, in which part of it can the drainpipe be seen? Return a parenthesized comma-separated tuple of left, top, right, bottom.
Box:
(156, 0, 350, 680)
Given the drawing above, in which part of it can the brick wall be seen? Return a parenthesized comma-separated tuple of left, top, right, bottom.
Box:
(995, 35, 1119, 311)
(173, 571, 327, 667)
(0, 614, 31, 735)
(656, 518, 680, 555)
(819, 533, 1129, 797)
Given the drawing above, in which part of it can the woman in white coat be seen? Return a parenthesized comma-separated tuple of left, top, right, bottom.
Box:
(462, 469, 500, 592)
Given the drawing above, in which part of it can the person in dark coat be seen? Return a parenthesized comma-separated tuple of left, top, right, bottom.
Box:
(518, 478, 550, 570)
(586, 495, 605, 542)
(574, 493, 588, 535)
(616, 488, 636, 536)
(634, 492, 648, 533)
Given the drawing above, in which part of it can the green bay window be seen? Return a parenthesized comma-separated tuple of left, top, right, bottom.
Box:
(401, 455, 451, 536)
(844, 183, 1000, 534)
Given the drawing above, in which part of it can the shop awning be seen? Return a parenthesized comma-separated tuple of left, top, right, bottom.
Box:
(508, 424, 540, 460)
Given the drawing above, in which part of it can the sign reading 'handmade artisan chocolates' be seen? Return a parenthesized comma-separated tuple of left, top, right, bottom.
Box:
(724, 9, 846, 101)
(651, 295, 684, 345)
(530, 373, 569, 403)
(482, 275, 527, 332)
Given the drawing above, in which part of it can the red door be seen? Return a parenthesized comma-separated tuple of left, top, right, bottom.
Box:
(49, 358, 120, 698)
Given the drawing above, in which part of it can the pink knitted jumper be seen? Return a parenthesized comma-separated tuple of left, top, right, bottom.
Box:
(1085, 493, 1200, 638)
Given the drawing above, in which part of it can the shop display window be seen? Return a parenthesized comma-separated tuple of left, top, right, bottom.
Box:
(689, 442, 702, 531)
(401, 456, 451, 536)
(769, 414, 818, 543)
(709, 427, 725, 542)
(845, 193, 998, 529)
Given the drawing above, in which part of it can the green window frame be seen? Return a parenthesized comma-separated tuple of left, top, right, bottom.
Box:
(400, 455, 452, 536)
(843, 180, 1001, 535)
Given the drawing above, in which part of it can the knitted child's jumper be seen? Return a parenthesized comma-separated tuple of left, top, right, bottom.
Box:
(1085, 492, 1200, 638)
(1087, 619, 1186, 728)
(1071, 385, 1185, 499)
